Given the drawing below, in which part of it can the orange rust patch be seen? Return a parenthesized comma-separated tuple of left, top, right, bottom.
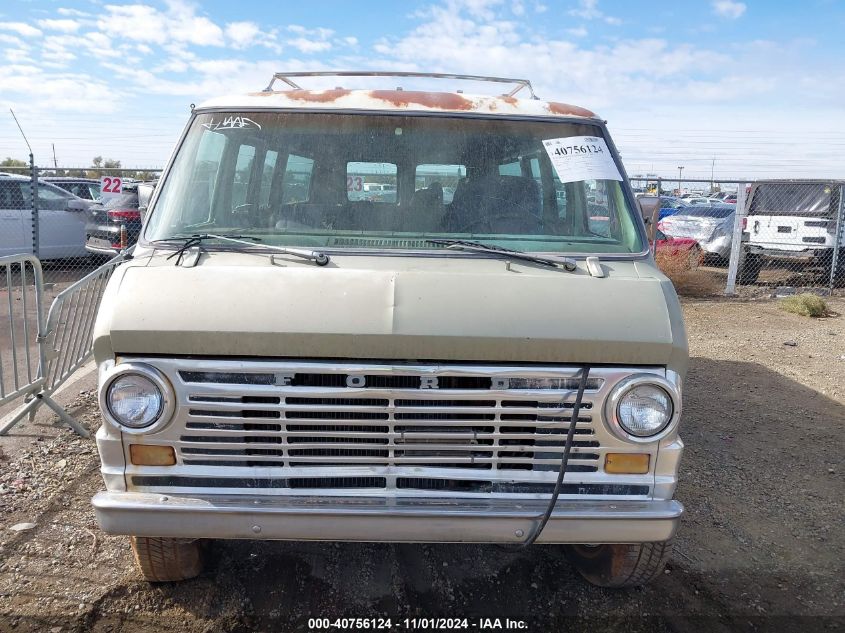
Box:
(548, 101, 596, 118)
(369, 90, 473, 111)
(247, 91, 275, 97)
(284, 89, 353, 103)
(500, 95, 519, 106)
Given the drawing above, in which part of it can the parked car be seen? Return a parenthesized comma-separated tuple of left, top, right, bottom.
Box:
(658, 196, 689, 220)
(0, 174, 90, 259)
(722, 193, 737, 204)
(741, 180, 844, 284)
(42, 177, 101, 201)
(659, 204, 735, 260)
(653, 229, 702, 267)
(84, 183, 145, 256)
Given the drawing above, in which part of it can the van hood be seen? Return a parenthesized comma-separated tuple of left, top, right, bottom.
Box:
(93, 252, 687, 372)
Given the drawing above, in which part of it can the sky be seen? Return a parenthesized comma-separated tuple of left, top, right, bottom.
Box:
(1, 0, 844, 180)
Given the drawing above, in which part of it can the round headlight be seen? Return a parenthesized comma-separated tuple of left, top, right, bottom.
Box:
(617, 384, 673, 437)
(106, 373, 163, 428)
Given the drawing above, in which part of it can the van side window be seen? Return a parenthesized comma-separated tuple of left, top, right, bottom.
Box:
(347, 162, 397, 203)
(415, 164, 465, 205)
(259, 150, 278, 208)
(498, 161, 521, 176)
(281, 155, 314, 204)
(232, 144, 256, 210)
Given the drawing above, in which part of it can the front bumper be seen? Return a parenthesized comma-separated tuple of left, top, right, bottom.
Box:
(92, 492, 683, 544)
(745, 244, 827, 261)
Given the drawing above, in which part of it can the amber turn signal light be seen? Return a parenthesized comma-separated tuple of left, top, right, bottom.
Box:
(604, 453, 650, 474)
(129, 444, 176, 466)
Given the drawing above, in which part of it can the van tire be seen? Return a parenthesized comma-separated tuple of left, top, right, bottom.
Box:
(739, 254, 762, 285)
(565, 541, 672, 588)
(130, 536, 204, 582)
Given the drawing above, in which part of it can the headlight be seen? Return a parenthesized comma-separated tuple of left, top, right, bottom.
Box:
(617, 385, 672, 437)
(107, 374, 163, 428)
(605, 374, 680, 442)
(100, 363, 174, 433)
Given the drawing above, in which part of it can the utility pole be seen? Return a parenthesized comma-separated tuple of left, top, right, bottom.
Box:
(711, 157, 715, 192)
(677, 166, 684, 194)
(10, 109, 38, 258)
(52, 143, 58, 170)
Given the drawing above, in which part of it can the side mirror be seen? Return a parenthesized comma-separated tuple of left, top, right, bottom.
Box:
(137, 183, 154, 222)
(65, 198, 89, 212)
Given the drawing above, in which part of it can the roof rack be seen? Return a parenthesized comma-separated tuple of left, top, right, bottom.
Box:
(263, 71, 538, 99)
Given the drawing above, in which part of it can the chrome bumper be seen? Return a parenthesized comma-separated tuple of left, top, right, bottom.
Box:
(92, 492, 683, 544)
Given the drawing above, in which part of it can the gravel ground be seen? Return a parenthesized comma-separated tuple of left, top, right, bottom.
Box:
(0, 297, 843, 633)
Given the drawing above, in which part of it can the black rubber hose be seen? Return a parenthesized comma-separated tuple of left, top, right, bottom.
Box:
(521, 365, 591, 547)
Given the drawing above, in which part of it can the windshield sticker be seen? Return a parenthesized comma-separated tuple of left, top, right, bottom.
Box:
(542, 136, 622, 183)
(202, 115, 262, 132)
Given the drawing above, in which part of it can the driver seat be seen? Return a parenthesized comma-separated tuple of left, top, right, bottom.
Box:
(447, 175, 542, 233)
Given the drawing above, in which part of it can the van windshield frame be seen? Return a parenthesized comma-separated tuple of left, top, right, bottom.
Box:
(143, 109, 648, 257)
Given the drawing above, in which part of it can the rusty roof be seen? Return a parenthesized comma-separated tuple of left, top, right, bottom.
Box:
(196, 88, 599, 120)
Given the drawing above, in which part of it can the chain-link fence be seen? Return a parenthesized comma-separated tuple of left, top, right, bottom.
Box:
(632, 178, 845, 296)
(0, 166, 159, 286)
(729, 181, 844, 293)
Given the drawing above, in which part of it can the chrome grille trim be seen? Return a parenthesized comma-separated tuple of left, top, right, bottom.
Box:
(120, 359, 666, 499)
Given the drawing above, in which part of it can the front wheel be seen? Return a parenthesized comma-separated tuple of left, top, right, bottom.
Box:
(565, 541, 672, 588)
(130, 536, 204, 582)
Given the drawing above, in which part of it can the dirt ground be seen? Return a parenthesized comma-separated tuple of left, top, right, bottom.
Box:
(0, 297, 843, 633)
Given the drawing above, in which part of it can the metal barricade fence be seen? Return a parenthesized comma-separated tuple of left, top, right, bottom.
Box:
(0, 255, 46, 416)
(0, 253, 124, 437)
(42, 256, 123, 393)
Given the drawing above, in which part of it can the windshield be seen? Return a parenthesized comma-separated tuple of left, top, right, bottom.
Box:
(145, 111, 644, 254)
(103, 192, 139, 209)
(749, 183, 837, 217)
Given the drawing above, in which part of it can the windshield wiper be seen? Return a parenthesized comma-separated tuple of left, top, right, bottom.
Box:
(425, 239, 577, 271)
(153, 233, 330, 267)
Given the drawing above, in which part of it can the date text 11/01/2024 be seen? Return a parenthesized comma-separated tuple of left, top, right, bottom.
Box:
(307, 618, 529, 630)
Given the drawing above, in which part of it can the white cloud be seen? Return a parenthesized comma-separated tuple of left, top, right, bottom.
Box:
(567, 27, 588, 38)
(567, 0, 621, 25)
(37, 19, 81, 33)
(288, 38, 332, 53)
(452, 0, 505, 20)
(225, 21, 261, 47)
(712, 1, 747, 19)
(0, 22, 43, 38)
(224, 21, 281, 52)
(0, 65, 123, 113)
(57, 8, 92, 17)
(96, 2, 224, 47)
(4, 48, 29, 63)
(0, 33, 26, 46)
(98, 4, 168, 44)
(285, 25, 336, 53)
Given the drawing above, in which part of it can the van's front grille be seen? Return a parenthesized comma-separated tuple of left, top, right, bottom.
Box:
(122, 360, 659, 498)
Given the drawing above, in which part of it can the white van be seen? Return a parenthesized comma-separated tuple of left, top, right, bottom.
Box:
(742, 180, 844, 284)
(0, 174, 91, 259)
